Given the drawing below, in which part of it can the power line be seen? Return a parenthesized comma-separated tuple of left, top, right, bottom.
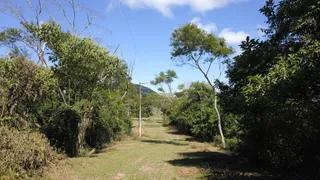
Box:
(119, 1, 138, 61)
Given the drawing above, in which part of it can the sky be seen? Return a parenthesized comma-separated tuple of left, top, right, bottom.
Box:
(0, 0, 268, 92)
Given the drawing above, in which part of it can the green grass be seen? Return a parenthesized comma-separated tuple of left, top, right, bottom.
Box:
(43, 119, 270, 180)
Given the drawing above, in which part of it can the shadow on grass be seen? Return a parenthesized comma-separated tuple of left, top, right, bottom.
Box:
(142, 124, 162, 128)
(166, 129, 196, 142)
(95, 148, 114, 154)
(141, 139, 188, 146)
(167, 151, 279, 180)
(167, 130, 187, 135)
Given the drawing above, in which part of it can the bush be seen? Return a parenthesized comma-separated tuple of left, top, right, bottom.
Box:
(0, 57, 57, 129)
(43, 105, 81, 157)
(42, 96, 132, 156)
(0, 126, 60, 179)
(225, 137, 241, 153)
(169, 82, 222, 142)
(85, 93, 132, 149)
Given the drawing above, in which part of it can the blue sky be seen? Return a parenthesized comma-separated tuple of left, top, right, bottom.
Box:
(0, 0, 268, 92)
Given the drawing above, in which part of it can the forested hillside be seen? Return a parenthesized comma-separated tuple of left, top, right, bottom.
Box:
(135, 84, 156, 96)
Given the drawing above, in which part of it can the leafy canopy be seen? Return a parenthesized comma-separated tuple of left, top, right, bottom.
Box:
(171, 23, 233, 66)
(151, 69, 178, 93)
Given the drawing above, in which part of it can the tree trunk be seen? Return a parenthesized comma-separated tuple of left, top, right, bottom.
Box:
(78, 108, 92, 149)
(213, 87, 226, 148)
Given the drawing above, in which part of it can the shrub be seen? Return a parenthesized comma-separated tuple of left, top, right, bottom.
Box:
(85, 93, 132, 149)
(42, 105, 81, 157)
(0, 57, 57, 129)
(0, 126, 60, 179)
(169, 82, 219, 141)
(225, 137, 241, 153)
(42, 97, 132, 156)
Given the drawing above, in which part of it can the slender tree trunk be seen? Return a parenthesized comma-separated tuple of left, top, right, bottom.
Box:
(192, 59, 226, 148)
(121, 91, 128, 101)
(213, 87, 226, 148)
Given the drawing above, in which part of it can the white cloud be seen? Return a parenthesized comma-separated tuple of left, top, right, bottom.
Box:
(191, 17, 217, 33)
(219, 28, 249, 45)
(189, 18, 249, 45)
(112, 0, 247, 17)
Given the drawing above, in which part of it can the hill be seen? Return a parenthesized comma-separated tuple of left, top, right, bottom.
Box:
(134, 84, 156, 96)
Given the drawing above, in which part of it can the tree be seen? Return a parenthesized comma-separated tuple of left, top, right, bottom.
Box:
(220, 0, 320, 171)
(151, 69, 178, 95)
(151, 69, 178, 122)
(0, 0, 132, 162)
(0, 0, 98, 68)
(170, 23, 234, 148)
(32, 21, 129, 149)
(169, 82, 217, 141)
(28, 21, 126, 101)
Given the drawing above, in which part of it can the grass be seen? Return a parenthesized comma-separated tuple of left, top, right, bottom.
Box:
(42, 119, 272, 180)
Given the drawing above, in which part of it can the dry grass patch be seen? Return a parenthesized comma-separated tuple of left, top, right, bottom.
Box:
(112, 173, 126, 180)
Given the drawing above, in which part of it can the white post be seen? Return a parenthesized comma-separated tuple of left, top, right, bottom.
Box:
(139, 82, 142, 138)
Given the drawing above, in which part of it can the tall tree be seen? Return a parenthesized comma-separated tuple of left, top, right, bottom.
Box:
(170, 23, 234, 148)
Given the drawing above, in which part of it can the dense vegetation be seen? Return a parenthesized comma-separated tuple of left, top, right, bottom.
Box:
(169, 82, 239, 144)
(0, 0, 319, 178)
(222, 0, 320, 172)
(166, 0, 320, 175)
(0, 2, 141, 177)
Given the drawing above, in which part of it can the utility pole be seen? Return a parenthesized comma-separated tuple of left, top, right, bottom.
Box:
(138, 82, 147, 138)
(139, 82, 142, 138)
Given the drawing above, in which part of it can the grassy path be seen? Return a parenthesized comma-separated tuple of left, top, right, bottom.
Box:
(43, 119, 269, 180)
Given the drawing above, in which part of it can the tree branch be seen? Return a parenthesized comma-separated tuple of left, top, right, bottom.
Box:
(206, 60, 213, 76)
(52, 0, 75, 34)
(190, 53, 215, 88)
(121, 59, 135, 101)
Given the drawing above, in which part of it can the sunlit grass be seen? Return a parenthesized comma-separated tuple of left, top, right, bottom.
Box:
(43, 118, 268, 180)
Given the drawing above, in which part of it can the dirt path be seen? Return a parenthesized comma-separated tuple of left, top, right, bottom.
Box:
(43, 119, 269, 180)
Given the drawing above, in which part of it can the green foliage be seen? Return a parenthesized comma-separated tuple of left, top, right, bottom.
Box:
(151, 69, 178, 94)
(0, 28, 22, 49)
(169, 82, 237, 142)
(150, 70, 179, 122)
(220, 0, 320, 173)
(26, 21, 133, 156)
(0, 5, 135, 180)
(121, 84, 154, 118)
(0, 57, 57, 128)
(85, 91, 132, 149)
(1, 20, 133, 161)
(32, 21, 127, 101)
(43, 105, 81, 157)
(171, 23, 233, 62)
(170, 23, 235, 148)
(0, 126, 60, 179)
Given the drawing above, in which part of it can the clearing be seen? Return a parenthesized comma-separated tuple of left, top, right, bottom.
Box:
(43, 119, 272, 180)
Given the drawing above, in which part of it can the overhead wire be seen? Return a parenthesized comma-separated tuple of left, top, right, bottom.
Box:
(118, 0, 138, 62)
